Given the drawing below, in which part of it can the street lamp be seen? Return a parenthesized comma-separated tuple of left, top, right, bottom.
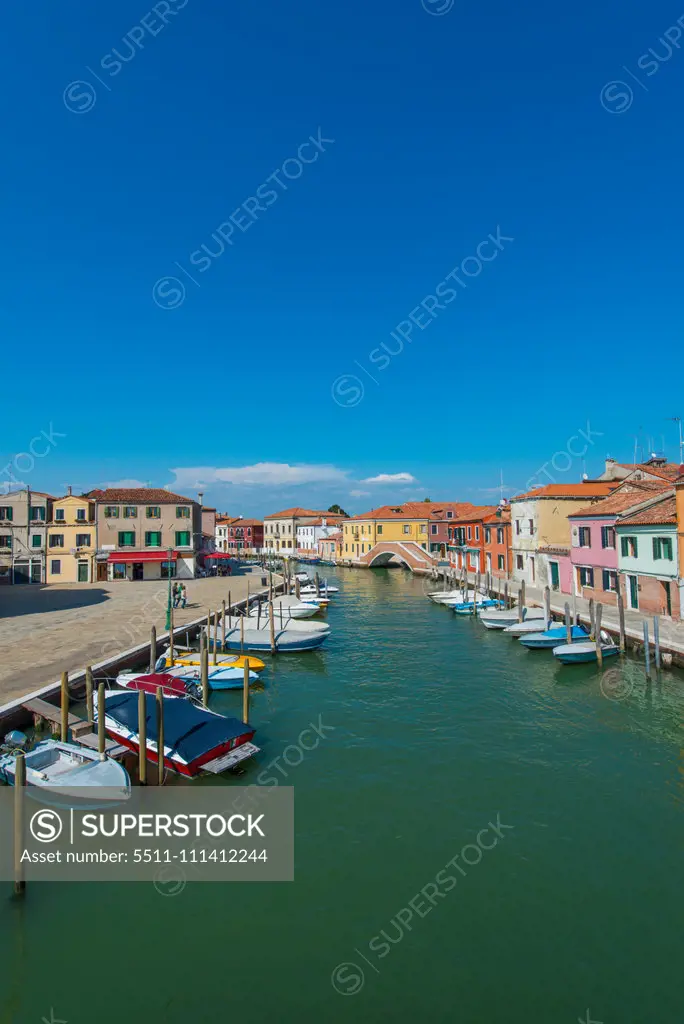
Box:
(165, 546, 173, 629)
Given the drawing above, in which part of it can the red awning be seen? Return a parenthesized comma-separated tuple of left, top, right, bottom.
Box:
(203, 552, 234, 559)
(107, 550, 179, 564)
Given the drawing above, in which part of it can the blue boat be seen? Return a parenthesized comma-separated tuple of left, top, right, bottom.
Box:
(520, 625, 588, 649)
(553, 641, 620, 665)
(173, 666, 260, 691)
(223, 626, 328, 652)
(452, 599, 503, 615)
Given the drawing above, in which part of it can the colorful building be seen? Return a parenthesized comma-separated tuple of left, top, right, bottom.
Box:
(46, 492, 98, 584)
(297, 516, 348, 555)
(426, 503, 476, 557)
(509, 482, 617, 587)
(264, 508, 333, 554)
(87, 487, 201, 581)
(616, 493, 679, 617)
(343, 502, 442, 559)
(0, 489, 52, 585)
(318, 531, 343, 560)
(483, 505, 512, 578)
(447, 506, 499, 574)
(595, 455, 682, 485)
(226, 518, 264, 555)
(567, 484, 670, 604)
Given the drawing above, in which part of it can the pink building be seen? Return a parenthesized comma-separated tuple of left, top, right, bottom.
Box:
(568, 486, 668, 604)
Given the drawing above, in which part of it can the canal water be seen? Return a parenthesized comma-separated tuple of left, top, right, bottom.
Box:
(1, 567, 682, 1023)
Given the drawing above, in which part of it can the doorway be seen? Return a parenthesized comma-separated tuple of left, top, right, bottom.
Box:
(77, 561, 89, 583)
(663, 581, 672, 617)
(97, 562, 108, 581)
(628, 574, 639, 609)
(549, 561, 560, 591)
(132, 562, 144, 581)
(530, 556, 536, 582)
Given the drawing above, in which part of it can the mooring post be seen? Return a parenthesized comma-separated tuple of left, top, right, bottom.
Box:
(242, 659, 250, 723)
(138, 687, 147, 785)
(212, 610, 218, 666)
(257, 601, 262, 630)
(543, 586, 551, 628)
(269, 600, 276, 654)
(572, 591, 578, 626)
(98, 681, 106, 760)
(222, 600, 226, 649)
(595, 603, 604, 668)
(228, 590, 232, 629)
(206, 609, 212, 651)
(169, 604, 175, 666)
(86, 665, 94, 728)
(246, 579, 250, 617)
(201, 645, 209, 707)
(504, 580, 509, 610)
(564, 602, 572, 646)
(60, 670, 69, 742)
(519, 580, 525, 622)
(315, 572, 321, 598)
(617, 591, 626, 653)
(653, 616, 660, 670)
(295, 577, 301, 600)
(149, 625, 157, 673)
(240, 613, 245, 655)
(156, 685, 165, 786)
(13, 752, 25, 896)
(588, 598, 595, 641)
(643, 620, 651, 678)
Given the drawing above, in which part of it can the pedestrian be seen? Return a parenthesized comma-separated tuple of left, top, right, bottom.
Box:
(172, 582, 180, 608)
(180, 583, 187, 609)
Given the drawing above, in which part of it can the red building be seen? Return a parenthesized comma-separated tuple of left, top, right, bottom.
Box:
(483, 505, 512, 578)
(215, 517, 263, 554)
(427, 502, 477, 557)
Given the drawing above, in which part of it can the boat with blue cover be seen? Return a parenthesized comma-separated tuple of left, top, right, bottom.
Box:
(520, 625, 589, 649)
(452, 599, 504, 614)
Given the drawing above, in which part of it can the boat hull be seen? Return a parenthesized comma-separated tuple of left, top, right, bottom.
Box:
(553, 643, 620, 664)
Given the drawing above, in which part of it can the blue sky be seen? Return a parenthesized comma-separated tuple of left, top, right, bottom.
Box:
(3, 0, 684, 515)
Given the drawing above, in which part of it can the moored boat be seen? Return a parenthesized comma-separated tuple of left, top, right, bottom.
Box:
(117, 671, 201, 699)
(95, 690, 259, 777)
(158, 651, 265, 672)
(0, 739, 130, 805)
(479, 607, 546, 630)
(553, 639, 619, 664)
(503, 618, 553, 636)
(223, 626, 329, 652)
(520, 626, 589, 649)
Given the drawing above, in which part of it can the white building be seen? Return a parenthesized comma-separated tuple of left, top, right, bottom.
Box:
(296, 517, 347, 554)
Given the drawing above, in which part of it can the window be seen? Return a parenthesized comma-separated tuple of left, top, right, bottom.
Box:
(578, 527, 591, 547)
(75, 534, 91, 547)
(0, 535, 11, 549)
(653, 537, 673, 561)
(516, 554, 524, 570)
(124, 506, 137, 519)
(51, 560, 61, 575)
(0, 507, 13, 521)
(600, 525, 615, 549)
(30, 506, 45, 521)
(76, 508, 86, 521)
(175, 531, 191, 547)
(621, 536, 638, 558)
(431, 524, 438, 535)
(467, 526, 472, 540)
(31, 535, 41, 548)
(176, 507, 190, 519)
(145, 532, 162, 547)
(146, 506, 161, 519)
(112, 563, 127, 580)
(377, 525, 383, 535)
(361, 544, 365, 553)
(497, 554, 505, 570)
(446, 511, 453, 519)
(49, 534, 64, 548)
(104, 506, 119, 518)
(515, 519, 520, 536)
(118, 531, 135, 547)
(402, 525, 410, 535)
(578, 566, 594, 588)
(602, 569, 618, 592)
(497, 527, 504, 544)
(529, 519, 535, 536)
(55, 508, 65, 521)
(420, 524, 427, 534)
(475, 526, 480, 540)
(485, 528, 491, 543)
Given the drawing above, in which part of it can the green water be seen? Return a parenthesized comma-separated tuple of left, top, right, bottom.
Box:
(2, 568, 683, 1023)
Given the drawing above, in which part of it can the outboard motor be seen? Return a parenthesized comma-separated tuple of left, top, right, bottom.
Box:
(4, 730, 27, 749)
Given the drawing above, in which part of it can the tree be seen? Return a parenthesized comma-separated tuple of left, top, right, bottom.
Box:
(328, 504, 348, 516)
(423, 496, 432, 502)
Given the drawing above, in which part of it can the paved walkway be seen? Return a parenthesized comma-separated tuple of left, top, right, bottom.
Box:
(0, 569, 273, 702)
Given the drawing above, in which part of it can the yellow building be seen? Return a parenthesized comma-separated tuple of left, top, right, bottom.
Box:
(343, 502, 435, 558)
(46, 493, 98, 583)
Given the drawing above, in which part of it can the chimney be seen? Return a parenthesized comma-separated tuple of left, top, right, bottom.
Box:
(67, 485, 72, 496)
(198, 491, 204, 506)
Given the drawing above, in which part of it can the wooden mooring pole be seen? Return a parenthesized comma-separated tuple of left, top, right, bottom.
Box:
(617, 592, 626, 653)
(564, 602, 572, 646)
(86, 665, 94, 728)
(13, 752, 25, 896)
(653, 616, 660, 671)
(149, 625, 157, 673)
(138, 687, 147, 785)
(222, 600, 226, 649)
(156, 685, 165, 786)
(201, 645, 209, 707)
(60, 670, 69, 742)
(643, 620, 651, 678)
(242, 659, 250, 724)
(269, 600, 276, 654)
(543, 586, 551, 627)
(169, 605, 174, 665)
(588, 598, 595, 641)
(518, 580, 525, 623)
(212, 610, 218, 666)
(595, 603, 604, 669)
(98, 682, 106, 760)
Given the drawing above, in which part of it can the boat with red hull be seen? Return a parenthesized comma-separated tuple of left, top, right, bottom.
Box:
(116, 672, 201, 700)
(94, 690, 259, 778)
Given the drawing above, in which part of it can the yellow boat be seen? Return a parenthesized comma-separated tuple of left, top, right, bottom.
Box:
(164, 653, 265, 672)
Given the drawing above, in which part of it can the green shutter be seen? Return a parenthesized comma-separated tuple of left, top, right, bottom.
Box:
(653, 538, 659, 560)
(621, 537, 628, 557)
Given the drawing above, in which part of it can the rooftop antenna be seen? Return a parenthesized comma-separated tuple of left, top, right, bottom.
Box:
(668, 416, 684, 464)
(499, 469, 504, 503)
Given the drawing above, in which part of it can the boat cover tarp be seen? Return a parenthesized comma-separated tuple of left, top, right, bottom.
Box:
(103, 692, 250, 763)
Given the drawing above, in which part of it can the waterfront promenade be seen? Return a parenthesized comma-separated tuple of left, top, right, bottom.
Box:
(0, 569, 269, 703)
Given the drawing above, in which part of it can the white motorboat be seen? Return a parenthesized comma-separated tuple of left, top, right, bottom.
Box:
(0, 739, 130, 805)
(503, 618, 553, 636)
(299, 583, 339, 594)
(480, 607, 546, 631)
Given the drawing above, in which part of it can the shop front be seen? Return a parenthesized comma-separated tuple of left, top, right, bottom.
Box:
(107, 550, 181, 581)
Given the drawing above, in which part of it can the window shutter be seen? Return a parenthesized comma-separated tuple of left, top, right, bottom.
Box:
(621, 537, 628, 557)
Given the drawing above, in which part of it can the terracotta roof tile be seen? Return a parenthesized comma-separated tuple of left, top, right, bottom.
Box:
(615, 462, 682, 481)
(264, 507, 332, 519)
(571, 487, 670, 518)
(617, 495, 677, 526)
(449, 505, 499, 524)
(87, 488, 195, 504)
(511, 482, 618, 501)
(350, 501, 474, 522)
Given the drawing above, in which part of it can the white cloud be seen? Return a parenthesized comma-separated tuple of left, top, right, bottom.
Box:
(361, 472, 416, 485)
(103, 478, 149, 489)
(349, 489, 370, 498)
(169, 462, 350, 490)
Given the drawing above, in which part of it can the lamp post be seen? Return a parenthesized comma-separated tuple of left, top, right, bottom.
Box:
(165, 546, 173, 630)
